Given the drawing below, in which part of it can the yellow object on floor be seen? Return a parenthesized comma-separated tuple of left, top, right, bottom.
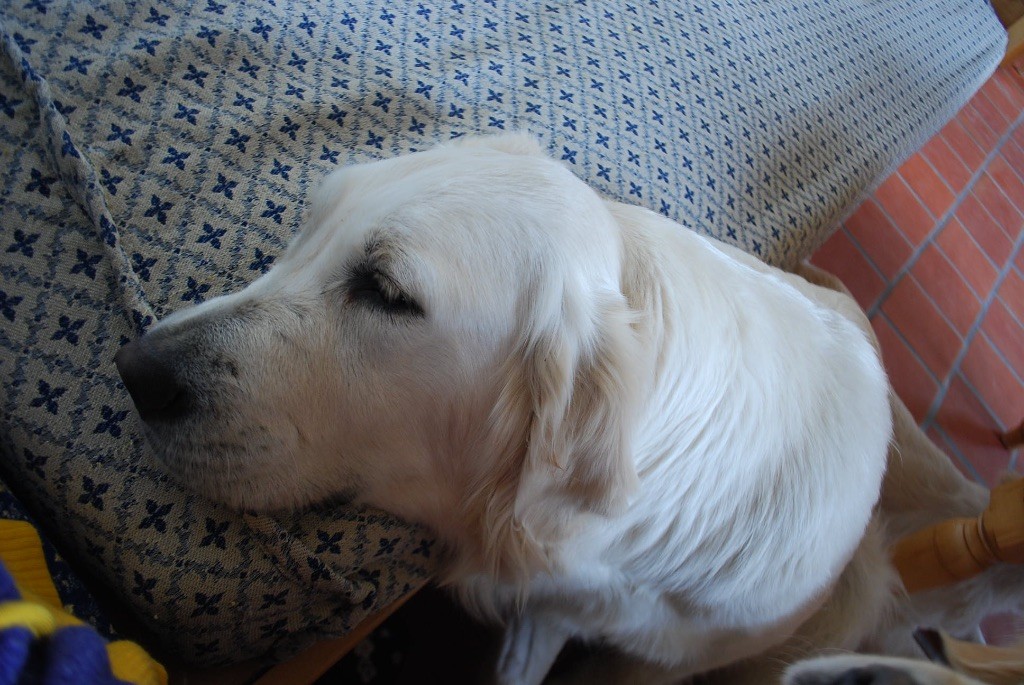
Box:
(0, 519, 167, 685)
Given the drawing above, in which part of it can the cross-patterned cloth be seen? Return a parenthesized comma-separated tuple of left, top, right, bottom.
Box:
(0, 0, 1004, 668)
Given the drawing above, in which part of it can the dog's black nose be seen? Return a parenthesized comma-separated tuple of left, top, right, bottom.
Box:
(114, 338, 189, 421)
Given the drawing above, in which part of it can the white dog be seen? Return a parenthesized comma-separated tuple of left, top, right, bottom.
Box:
(115, 134, 1021, 684)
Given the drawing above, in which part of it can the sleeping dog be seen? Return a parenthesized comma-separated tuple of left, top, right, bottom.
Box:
(115, 135, 1021, 683)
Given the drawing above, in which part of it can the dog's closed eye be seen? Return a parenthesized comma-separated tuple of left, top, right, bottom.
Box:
(345, 262, 424, 317)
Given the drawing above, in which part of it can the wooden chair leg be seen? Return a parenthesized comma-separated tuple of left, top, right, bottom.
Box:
(173, 588, 422, 685)
(1002, 16, 1024, 68)
(999, 419, 1024, 449)
(892, 478, 1024, 594)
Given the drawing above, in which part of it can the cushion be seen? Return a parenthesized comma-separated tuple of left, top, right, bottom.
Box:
(0, 0, 1004, 667)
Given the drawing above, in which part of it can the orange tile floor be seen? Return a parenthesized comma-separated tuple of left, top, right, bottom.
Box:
(812, 65, 1024, 487)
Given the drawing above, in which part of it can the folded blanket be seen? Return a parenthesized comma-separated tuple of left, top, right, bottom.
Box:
(0, 519, 166, 685)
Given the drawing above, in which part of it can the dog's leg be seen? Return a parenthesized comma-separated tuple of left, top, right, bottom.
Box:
(866, 375, 1024, 655)
(842, 338, 1023, 654)
(879, 395, 989, 539)
(496, 611, 572, 685)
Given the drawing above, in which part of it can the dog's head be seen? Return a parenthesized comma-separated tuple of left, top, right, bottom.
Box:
(116, 134, 641, 575)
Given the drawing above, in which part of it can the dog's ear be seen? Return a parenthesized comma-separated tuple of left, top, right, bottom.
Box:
(519, 285, 641, 517)
(450, 132, 548, 158)
(468, 284, 641, 581)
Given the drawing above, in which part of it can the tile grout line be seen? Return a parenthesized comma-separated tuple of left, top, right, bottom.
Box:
(996, 291, 1024, 329)
(912, 90, 1024, 478)
(899, 236, 1000, 347)
(921, 229, 1024, 430)
(864, 220, 945, 320)
(871, 309, 943, 386)
(871, 270, 966, 359)
(886, 176, 998, 321)
(931, 423, 986, 484)
(989, 138, 1024, 189)
(836, 225, 889, 306)
(975, 165, 1024, 245)
(987, 76, 1024, 137)
(961, 94, 1007, 155)
(975, 328, 1024, 388)
(943, 121, 990, 181)
(865, 108, 1024, 321)
(989, 68, 1024, 110)
(933, 237, 995, 303)
(915, 145, 1005, 291)
(921, 230, 1024, 433)
(847, 66, 1024, 305)
(916, 145, 960, 202)
(823, 71, 1024, 482)
(942, 82, 1024, 197)
(960, 369, 1024, 445)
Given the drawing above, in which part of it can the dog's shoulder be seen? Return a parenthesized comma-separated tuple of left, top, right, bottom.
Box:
(599, 200, 892, 625)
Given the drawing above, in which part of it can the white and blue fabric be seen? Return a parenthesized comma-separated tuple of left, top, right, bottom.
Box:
(0, 0, 1005, 667)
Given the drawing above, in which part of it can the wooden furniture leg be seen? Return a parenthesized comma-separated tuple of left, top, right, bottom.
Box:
(174, 587, 422, 685)
(1002, 16, 1024, 68)
(999, 419, 1024, 450)
(892, 478, 1024, 594)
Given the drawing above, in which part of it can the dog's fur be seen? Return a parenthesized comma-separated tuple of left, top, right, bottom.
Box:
(784, 633, 1024, 685)
(120, 135, 1023, 684)
(784, 654, 989, 685)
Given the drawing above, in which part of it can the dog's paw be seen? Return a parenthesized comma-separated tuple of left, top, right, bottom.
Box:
(783, 654, 985, 685)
